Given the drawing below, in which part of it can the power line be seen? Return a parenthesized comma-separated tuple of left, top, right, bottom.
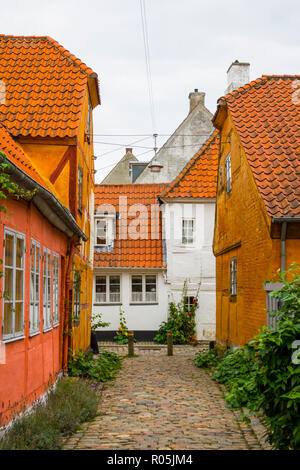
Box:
(140, 0, 156, 134)
(91, 133, 211, 137)
(94, 141, 208, 150)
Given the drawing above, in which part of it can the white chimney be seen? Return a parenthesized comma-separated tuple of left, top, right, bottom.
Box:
(188, 89, 205, 113)
(226, 60, 250, 94)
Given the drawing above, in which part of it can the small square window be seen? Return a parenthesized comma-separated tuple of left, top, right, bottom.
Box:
(182, 219, 194, 245)
(225, 154, 231, 193)
(230, 257, 237, 296)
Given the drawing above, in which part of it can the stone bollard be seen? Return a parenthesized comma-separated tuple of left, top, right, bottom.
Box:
(167, 331, 173, 356)
(128, 331, 135, 356)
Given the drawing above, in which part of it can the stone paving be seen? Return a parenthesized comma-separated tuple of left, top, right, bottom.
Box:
(64, 345, 269, 450)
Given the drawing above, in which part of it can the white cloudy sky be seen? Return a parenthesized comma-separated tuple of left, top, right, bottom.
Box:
(1, 0, 299, 181)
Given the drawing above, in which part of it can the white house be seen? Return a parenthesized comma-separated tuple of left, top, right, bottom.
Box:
(92, 183, 168, 340)
(159, 131, 219, 340)
(135, 90, 214, 184)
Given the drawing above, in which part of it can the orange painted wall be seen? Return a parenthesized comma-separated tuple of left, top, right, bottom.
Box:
(17, 87, 96, 355)
(0, 198, 68, 426)
(213, 113, 300, 347)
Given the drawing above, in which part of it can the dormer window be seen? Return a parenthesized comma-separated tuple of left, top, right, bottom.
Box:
(95, 216, 115, 247)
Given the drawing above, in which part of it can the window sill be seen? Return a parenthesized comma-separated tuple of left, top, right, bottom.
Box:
(2, 335, 25, 344)
(93, 303, 122, 306)
(53, 322, 60, 329)
(29, 330, 41, 338)
(130, 302, 159, 306)
(43, 327, 53, 333)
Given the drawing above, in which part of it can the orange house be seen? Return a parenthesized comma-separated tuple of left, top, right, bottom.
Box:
(0, 35, 100, 425)
(212, 74, 300, 347)
(0, 35, 100, 355)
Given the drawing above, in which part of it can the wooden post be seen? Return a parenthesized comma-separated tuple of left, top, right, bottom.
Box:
(167, 331, 173, 356)
(128, 331, 134, 356)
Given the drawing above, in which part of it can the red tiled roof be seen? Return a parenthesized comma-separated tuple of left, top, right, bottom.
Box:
(160, 131, 219, 199)
(94, 184, 167, 268)
(0, 35, 100, 138)
(220, 75, 300, 218)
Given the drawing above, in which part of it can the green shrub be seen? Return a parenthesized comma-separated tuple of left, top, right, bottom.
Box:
(154, 282, 197, 344)
(0, 378, 99, 450)
(212, 264, 300, 450)
(68, 349, 122, 382)
(193, 348, 222, 369)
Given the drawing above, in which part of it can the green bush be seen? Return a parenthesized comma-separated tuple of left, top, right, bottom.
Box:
(154, 283, 197, 344)
(0, 378, 99, 450)
(68, 349, 122, 382)
(193, 348, 222, 369)
(211, 264, 300, 450)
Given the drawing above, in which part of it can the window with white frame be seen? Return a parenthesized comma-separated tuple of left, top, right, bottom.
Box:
(220, 165, 223, 188)
(230, 257, 237, 296)
(184, 296, 195, 311)
(182, 219, 194, 245)
(2, 229, 25, 340)
(30, 240, 40, 334)
(43, 249, 52, 330)
(95, 217, 114, 246)
(131, 275, 157, 303)
(225, 154, 231, 193)
(95, 275, 121, 303)
(52, 253, 59, 326)
(78, 164, 83, 213)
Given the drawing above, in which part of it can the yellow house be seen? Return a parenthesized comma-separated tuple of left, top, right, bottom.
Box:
(0, 35, 101, 361)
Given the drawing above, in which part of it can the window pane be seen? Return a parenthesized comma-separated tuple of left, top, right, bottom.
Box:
(5, 234, 14, 266)
(4, 267, 13, 300)
(15, 270, 23, 301)
(132, 276, 142, 292)
(16, 238, 24, 268)
(109, 276, 120, 293)
(96, 276, 106, 293)
(15, 302, 23, 333)
(3, 303, 13, 335)
(96, 220, 107, 245)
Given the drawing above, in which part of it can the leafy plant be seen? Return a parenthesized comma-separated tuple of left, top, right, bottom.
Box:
(91, 312, 110, 330)
(209, 264, 300, 450)
(68, 349, 122, 382)
(193, 348, 222, 369)
(0, 378, 99, 450)
(114, 307, 130, 344)
(154, 281, 197, 344)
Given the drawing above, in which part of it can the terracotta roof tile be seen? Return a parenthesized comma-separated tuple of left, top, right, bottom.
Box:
(0, 35, 100, 138)
(94, 183, 167, 268)
(220, 76, 300, 218)
(160, 131, 219, 200)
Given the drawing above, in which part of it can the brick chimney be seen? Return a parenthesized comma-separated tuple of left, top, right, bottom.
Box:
(189, 89, 205, 113)
(226, 60, 250, 94)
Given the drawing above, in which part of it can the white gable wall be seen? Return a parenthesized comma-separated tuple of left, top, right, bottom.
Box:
(162, 201, 216, 341)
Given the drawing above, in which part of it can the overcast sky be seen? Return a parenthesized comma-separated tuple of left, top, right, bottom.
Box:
(1, 0, 299, 181)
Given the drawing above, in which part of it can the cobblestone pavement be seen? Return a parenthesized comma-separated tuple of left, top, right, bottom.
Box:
(64, 346, 269, 450)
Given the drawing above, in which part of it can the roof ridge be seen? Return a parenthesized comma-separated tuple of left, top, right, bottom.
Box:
(0, 34, 96, 77)
(96, 182, 167, 187)
(221, 74, 300, 102)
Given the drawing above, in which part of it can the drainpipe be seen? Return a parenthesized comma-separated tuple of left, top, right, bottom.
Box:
(62, 240, 76, 372)
(280, 221, 287, 276)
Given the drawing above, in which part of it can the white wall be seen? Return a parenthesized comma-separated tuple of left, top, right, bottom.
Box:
(162, 201, 216, 341)
(136, 99, 213, 184)
(92, 270, 168, 332)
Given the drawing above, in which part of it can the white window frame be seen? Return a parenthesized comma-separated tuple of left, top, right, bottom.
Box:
(225, 154, 232, 193)
(94, 216, 115, 247)
(131, 274, 157, 304)
(30, 240, 41, 335)
(182, 218, 195, 246)
(2, 228, 25, 341)
(95, 275, 121, 304)
(43, 248, 52, 331)
(73, 270, 81, 322)
(230, 257, 237, 296)
(52, 253, 60, 327)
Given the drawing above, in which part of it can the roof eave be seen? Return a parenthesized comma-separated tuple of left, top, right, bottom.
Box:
(212, 100, 228, 130)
